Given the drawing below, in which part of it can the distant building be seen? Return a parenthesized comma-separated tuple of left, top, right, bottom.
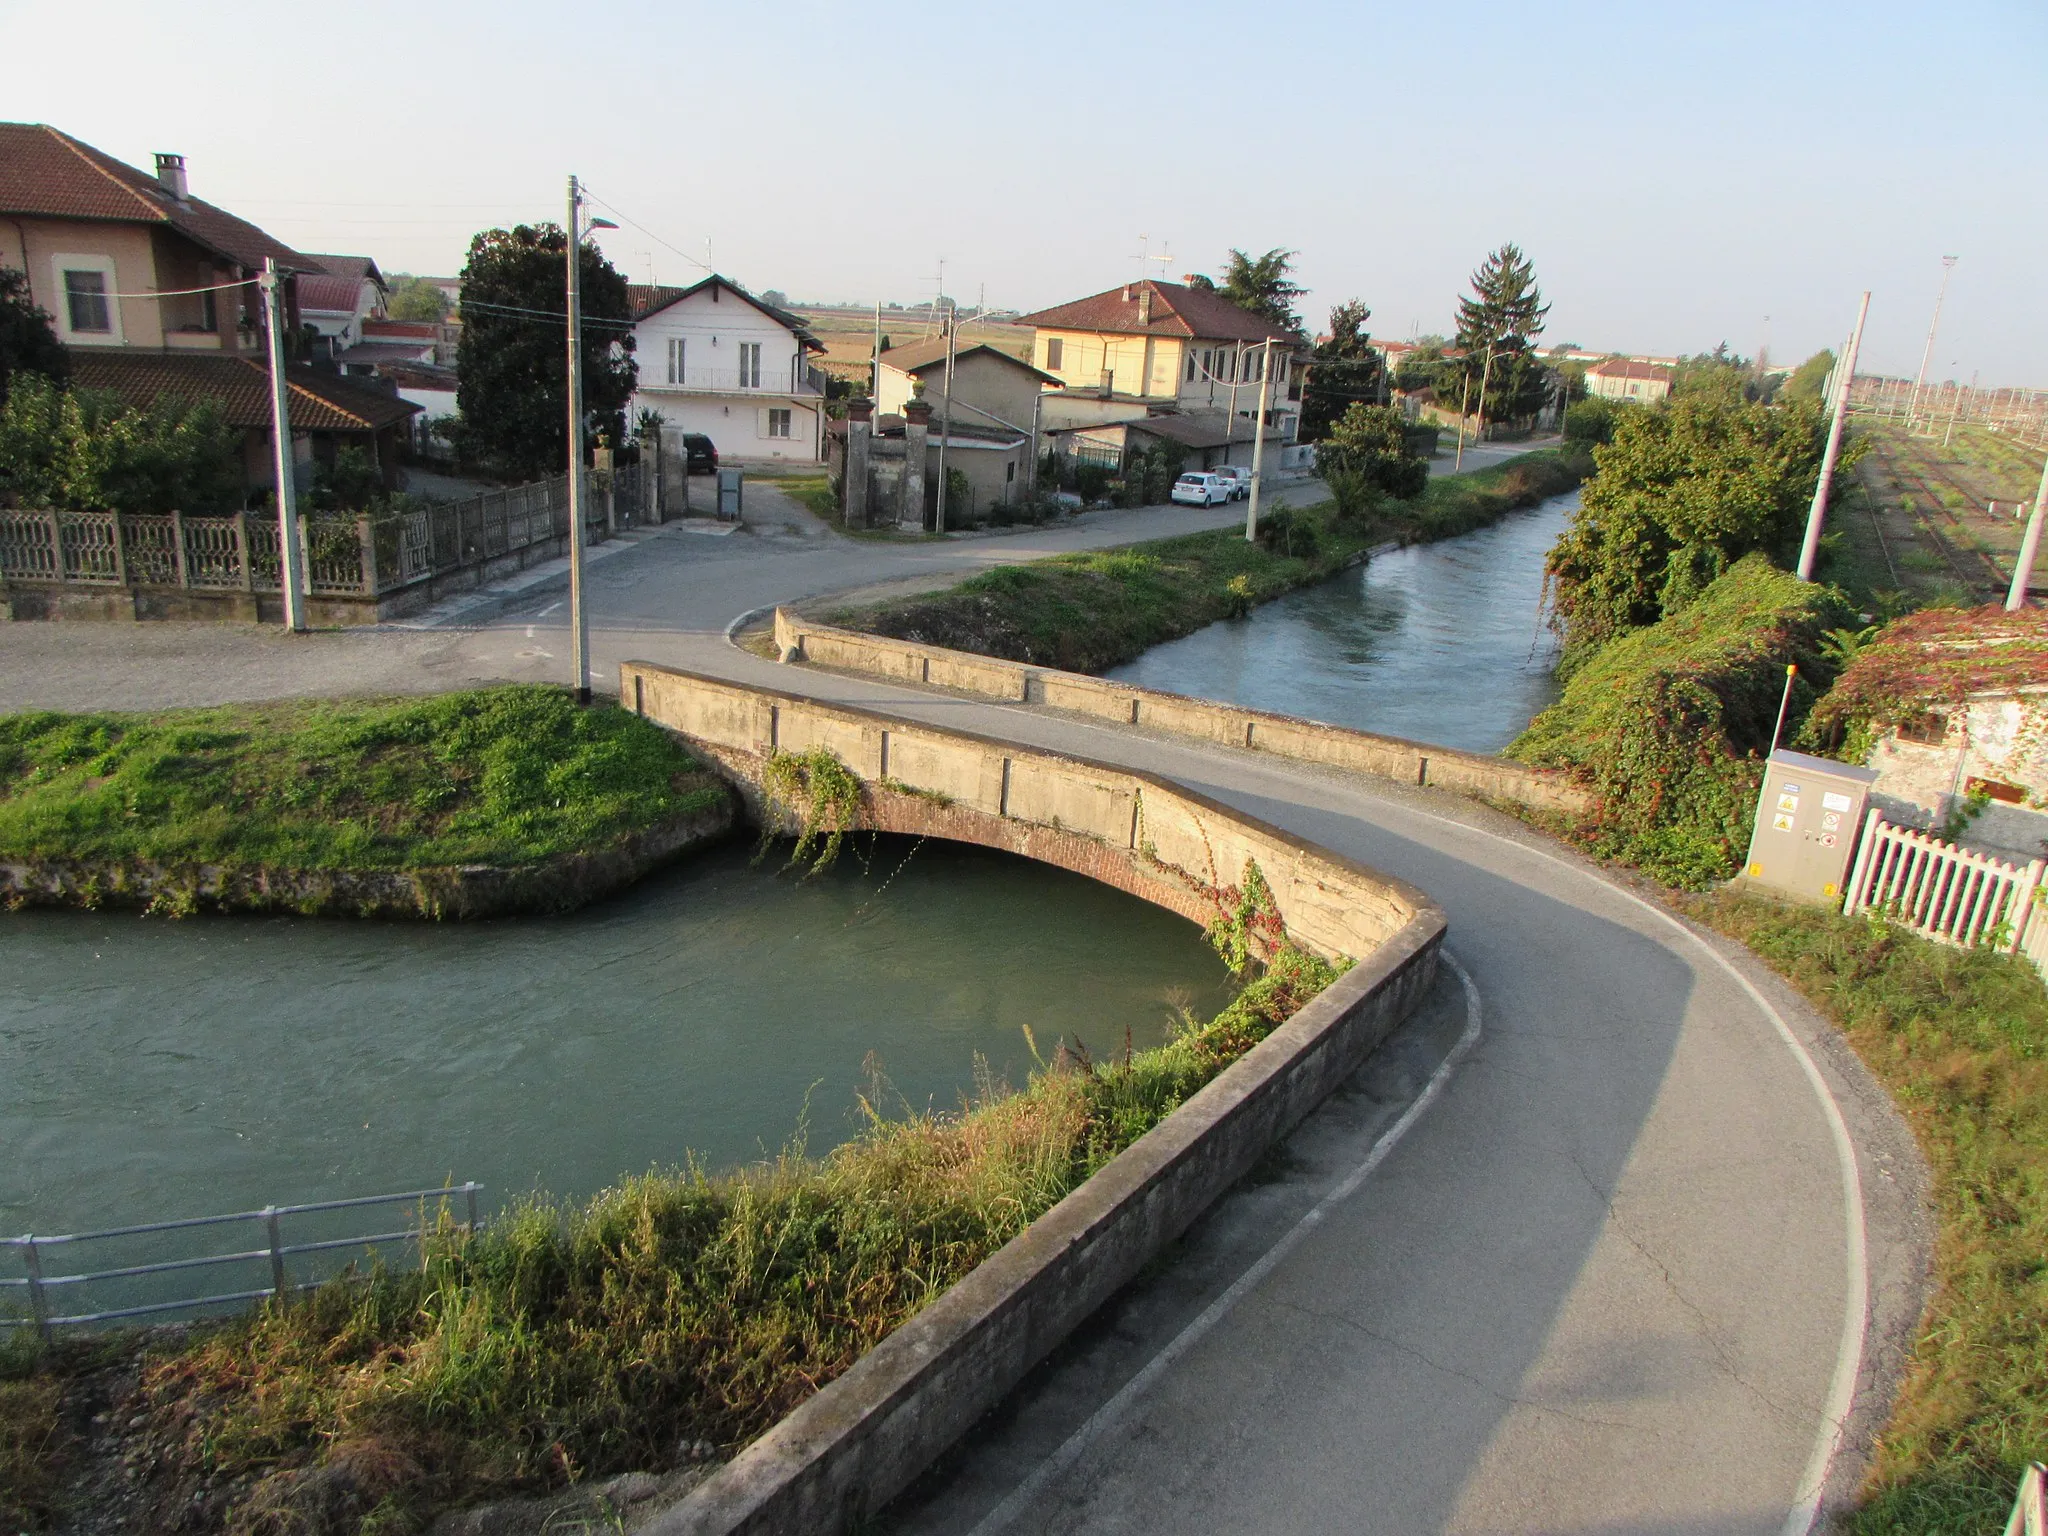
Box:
(874, 339, 1055, 438)
(1015, 279, 1307, 451)
(297, 254, 387, 362)
(626, 275, 828, 462)
(1585, 358, 1675, 403)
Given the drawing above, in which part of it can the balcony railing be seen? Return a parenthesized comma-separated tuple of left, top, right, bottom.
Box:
(643, 365, 822, 397)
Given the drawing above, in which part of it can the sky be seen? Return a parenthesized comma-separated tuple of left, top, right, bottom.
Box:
(4, 0, 2043, 384)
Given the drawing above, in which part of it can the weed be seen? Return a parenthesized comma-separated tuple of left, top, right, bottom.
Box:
(758, 746, 863, 875)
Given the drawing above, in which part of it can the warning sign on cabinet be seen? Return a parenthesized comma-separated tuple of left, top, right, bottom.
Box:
(1772, 812, 1795, 831)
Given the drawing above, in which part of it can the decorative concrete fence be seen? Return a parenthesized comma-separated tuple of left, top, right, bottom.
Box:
(770, 608, 1594, 818)
(0, 462, 655, 624)
(1844, 807, 2048, 979)
(620, 661, 1444, 1535)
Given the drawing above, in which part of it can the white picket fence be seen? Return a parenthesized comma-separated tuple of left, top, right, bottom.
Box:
(2008, 1463, 2047, 1536)
(1842, 808, 2048, 975)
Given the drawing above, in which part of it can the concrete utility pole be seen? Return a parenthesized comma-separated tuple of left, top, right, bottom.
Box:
(562, 176, 616, 703)
(1797, 291, 1871, 581)
(870, 302, 882, 397)
(1475, 345, 1495, 446)
(1245, 339, 1275, 542)
(2007, 448, 2048, 611)
(935, 303, 957, 531)
(259, 257, 307, 633)
(1453, 372, 1472, 473)
(1907, 255, 1958, 431)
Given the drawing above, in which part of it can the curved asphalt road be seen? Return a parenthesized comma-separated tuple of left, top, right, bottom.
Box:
(0, 450, 1926, 1533)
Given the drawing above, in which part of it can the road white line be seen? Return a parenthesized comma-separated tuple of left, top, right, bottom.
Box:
(967, 953, 1484, 1536)
(535, 601, 562, 618)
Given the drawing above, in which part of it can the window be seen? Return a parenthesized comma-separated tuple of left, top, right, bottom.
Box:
(1185, 350, 1197, 383)
(64, 269, 110, 332)
(666, 337, 686, 385)
(767, 407, 792, 438)
(1045, 336, 1063, 370)
(737, 342, 761, 388)
(198, 287, 217, 333)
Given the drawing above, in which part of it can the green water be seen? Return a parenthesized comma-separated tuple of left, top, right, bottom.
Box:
(1, 836, 1231, 1243)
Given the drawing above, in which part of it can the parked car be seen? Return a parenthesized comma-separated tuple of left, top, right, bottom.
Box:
(1171, 471, 1232, 507)
(678, 433, 718, 474)
(1212, 466, 1253, 500)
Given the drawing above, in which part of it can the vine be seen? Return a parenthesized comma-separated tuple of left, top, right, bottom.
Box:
(757, 746, 863, 877)
(1206, 858, 1285, 977)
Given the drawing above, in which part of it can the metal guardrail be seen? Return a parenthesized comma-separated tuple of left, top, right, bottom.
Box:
(2, 1182, 482, 1340)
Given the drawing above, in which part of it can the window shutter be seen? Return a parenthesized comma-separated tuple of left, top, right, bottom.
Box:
(758, 408, 772, 437)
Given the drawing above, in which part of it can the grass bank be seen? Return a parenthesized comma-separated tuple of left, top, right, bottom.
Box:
(0, 687, 729, 914)
(1685, 893, 2048, 1534)
(827, 448, 1587, 674)
(3, 939, 1338, 1533)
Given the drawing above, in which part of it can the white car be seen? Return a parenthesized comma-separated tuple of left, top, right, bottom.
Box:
(1212, 466, 1253, 500)
(1171, 472, 1233, 507)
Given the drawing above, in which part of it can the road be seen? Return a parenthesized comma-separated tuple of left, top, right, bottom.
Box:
(0, 440, 1926, 1533)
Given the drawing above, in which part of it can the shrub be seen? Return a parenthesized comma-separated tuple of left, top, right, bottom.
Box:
(1509, 553, 1850, 885)
(0, 372, 243, 513)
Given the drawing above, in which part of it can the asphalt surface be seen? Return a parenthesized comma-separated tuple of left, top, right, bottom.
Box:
(0, 441, 1929, 1533)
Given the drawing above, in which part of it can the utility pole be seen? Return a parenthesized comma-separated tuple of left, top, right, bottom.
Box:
(1907, 255, 1958, 431)
(562, 176, 615, 703)
(2007, 449, 2048, 611)
(1244, 339, 1275, 542)
(935, 303, 957, 531)
(259, 257, 307, 633)
(1475, 344, 1495, 448)
(1453, 372, 1472, 473)
(1797, 291, 1871, 581)
(870, 301, 882, 397)
(1226, 341, 1243, 461)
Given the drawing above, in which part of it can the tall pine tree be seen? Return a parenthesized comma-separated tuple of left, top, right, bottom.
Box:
(1434, 243, 1553, 426)
(1300, 300, 1386, 442)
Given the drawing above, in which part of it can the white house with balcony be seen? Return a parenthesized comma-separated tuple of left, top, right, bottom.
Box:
(626, 276, 828, 462)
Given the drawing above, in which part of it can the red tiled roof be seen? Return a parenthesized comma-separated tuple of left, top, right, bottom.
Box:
(66, 352, 420, 432)
(1588, 358, 1673, 381)
(1015, 280, 1298, 344)
(626, 276, 823, 349)
(0, 123, 312, 274)
(298, 273, 369, 315)
(361, 319, 436, 340)
(878, 338, 1058, 382)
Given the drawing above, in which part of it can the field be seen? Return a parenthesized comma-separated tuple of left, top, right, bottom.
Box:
(795, 304, 1037, 380)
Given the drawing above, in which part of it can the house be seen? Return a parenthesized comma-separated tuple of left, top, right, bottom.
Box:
(1047, 413, 1265, 475)
(1014, 279, 1308, 446)
(339, 318, 438, 377)
(0, 123, 417, 488)
(626, 275, 828, 462)
(1812, 606, 2048, 862)
(298, 254, 386, 362)
(875, 338, 1055, 440)
(1586, 357, 1674, 404)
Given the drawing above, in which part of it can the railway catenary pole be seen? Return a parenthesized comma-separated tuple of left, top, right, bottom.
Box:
(1798, 291, 1872, 581)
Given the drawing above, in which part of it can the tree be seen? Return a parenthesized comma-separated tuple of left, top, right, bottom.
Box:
(456, 225, 636, 479)
(1314, 402, 1427, 517)
(760, 289, 789, 310)
(1184, 248, 1304, 332)
(1436, 243, 1553, 425)
(1672, 343, 1759, 405)
(0, 373, 242, 513)
(0, 267, 67, 403)
(1779, 349, 1835, 407)
(1299, 300, 1386, 442)
(1544, 396, 1837, 673)
(386, 275, 450, 323)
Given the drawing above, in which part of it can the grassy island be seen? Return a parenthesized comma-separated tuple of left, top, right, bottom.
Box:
(0, 686, 732, 916)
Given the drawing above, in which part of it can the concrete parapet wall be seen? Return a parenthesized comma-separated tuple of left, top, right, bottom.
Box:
(619, 661, 1445, 1535)
(771, 609, 1592, 817)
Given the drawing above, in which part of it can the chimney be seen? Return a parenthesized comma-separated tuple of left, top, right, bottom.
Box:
(154, 153, 188, 200)
(1137, 286, 1153, 325)
(1121, 283, 1133, 302)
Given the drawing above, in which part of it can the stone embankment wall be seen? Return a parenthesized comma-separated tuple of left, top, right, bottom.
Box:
(619, 660, 1445, 1536)
(771, 608, 1594, 817)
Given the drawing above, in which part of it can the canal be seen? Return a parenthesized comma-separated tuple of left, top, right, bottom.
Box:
(1107, 493, 1573, 753)
(1, 837, 1231, 1243)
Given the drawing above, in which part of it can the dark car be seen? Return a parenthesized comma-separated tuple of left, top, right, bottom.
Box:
(679, 433, 718, 474)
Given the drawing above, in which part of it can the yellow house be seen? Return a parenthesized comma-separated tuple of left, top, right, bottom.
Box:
(1015, 280, 1306, 439)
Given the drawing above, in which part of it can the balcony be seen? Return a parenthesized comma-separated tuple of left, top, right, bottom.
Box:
(642, 365, 824, 398)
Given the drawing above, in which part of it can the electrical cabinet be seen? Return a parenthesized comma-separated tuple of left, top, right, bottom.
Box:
(1739, 748, 1880, 904)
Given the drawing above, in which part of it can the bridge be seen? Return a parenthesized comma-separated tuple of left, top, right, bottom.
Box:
(615, 631, 1923, 1536)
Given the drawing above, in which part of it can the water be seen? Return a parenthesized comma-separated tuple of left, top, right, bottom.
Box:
(1107, 494, 1574, 753)
(1, 838, 1230, 1239)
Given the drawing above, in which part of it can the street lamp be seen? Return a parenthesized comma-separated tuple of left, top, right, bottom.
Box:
(565, 174, 618, 705)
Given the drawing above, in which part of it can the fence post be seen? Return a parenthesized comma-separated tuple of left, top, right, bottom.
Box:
(234, 512, 253, 592)
(45, 509, 63, 580)
(1842, 807, 1882, 915)
(464, 1182, 480, 1234)
(263, 1207, 287, 1298)
(2013, 859, 2045, 955)
(355, 516, 377, 597)
(170, 509, 190, 588)
(110, 512, 129, 587)
(20, 1237, 52, 1345)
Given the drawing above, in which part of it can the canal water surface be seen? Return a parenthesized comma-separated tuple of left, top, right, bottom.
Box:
(1107, 493, 1573, 753)
(2, 838, 1231, 1243)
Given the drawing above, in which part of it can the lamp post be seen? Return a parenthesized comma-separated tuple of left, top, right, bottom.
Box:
(565, 175, 617, 705)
